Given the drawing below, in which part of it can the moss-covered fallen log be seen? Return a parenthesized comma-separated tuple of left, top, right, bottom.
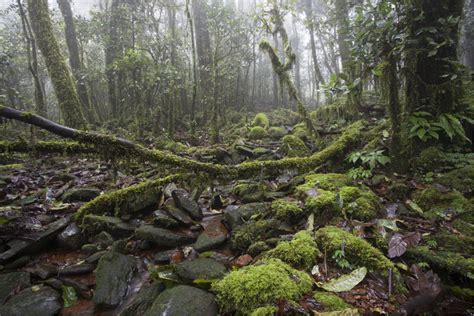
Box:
(0, 140, 96, 155)
(0, 105, 364, 178)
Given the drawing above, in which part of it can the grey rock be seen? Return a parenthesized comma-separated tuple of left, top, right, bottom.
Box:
(0, 272, 30, 304)
(0, 286, 61, 316)
(172, 189, 203, 220)
(92, 231, 114, 249)
(223, 203, 267, 230)
(153, 250, 176, 264)
(63, 187, 101, 202)
(135, 225, 195, 248)
(143, 285, 217, 316)
(81, 243, 99, 255)
(82, 215, 135, 238)
(58, 263, 95, 276)
(85, 250, 107, 264)
(166, 206, 193, 226)
(194, 220, 228, 252)
(93, 251, 137, 307)
(56, 223, 86, 250)
(118, 282, 165, 316)
(153, 210, 180, 228)
(174, 258, 226, 282)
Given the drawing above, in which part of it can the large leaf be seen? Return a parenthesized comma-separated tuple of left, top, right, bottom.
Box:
(388, 233, 407, 258)
(318, 267, 367, 292)
(62, 285, 78, 308)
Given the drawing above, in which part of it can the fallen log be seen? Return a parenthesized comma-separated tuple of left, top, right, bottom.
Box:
(0, 140, 96, 155)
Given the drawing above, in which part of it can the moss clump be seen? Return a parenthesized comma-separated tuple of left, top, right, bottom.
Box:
(452, 219, 474, 237)
(437, 165, 474, 193)
(411, 186, 472, 220)
(252, 113, 270, 129)
(271, 199, 306, 222)
(268, 126, 287, 140)
(281, 135, 310, 157)
(266, 231, 319, 269)
(232, 181, 266, 203)
(248, 126, 269, 140)
(231, 219, 278, 252)
(315, 226, 395, 273)
(292, 123, 309, 139)
(250, 306, 277, 316)
(296, 173, 353, 194)
(212, 258, 313, 314)
(313, 292, 352, 312)
(411, 146, 448, 171)
(304, 189, 340, 222)
(339, 186, 380, 221)
(248, 241, 271, 257)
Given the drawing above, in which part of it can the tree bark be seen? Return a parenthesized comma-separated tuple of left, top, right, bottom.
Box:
(26, 0, 86, 129)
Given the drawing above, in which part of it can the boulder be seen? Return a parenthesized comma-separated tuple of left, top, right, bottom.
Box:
(153, 210, 180, 228)
(223, 203, 267, 230)
(172, 189, 203, 220)
(143, 285, 218, 316)
(166, 206, 193, 226)
(174, 258, 226, 282)
(93, 251, 137, 306)
(118, 282, 165, 316)
(63, 187, 101, 202)
(0, 286, 61, 316)
(82, 215, 135, 238)
(56, 223, 86, 250)
(0, 272, 30, 304)
(194, 219, 228, 252)
(135, 225, 195, 248)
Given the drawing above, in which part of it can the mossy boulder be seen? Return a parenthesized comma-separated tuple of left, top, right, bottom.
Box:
(232, 181, 267, 203)
(174, 258, 227, 282)
(271, 198, 306, 222)
(212, 259, 312, 314)
(231, 219, 278, 252)
(265, 230, 320, 269)
(411, 186, 472, 220)
(313, 291, 352, 312)
(339, 186, 380, 221)
(250, 306, 278, 316)
(315, 226, 395, 274)
(437, 165, 474, 193)
(252, 113, 270, 129)
(268, 126, 287, 140)
(248, 126, 268, 140)
(281, 135, 310, 157)
(296, 173, 353, 193)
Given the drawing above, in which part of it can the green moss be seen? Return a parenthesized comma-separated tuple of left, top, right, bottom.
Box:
(292, 123, 309, 139)
(268, 126, 287, 140)
(271, 199, 306, 221)
(248, 126, 269, 140)
(315, 226, 395, 274)
(437, 165, 474, 193)
(250, 306, 277, 316)
(339, 186, 380, 221)
(231, 219, 278, 252)
(232, 181, 266, 203)
(296, 173, 353, 193)
(212, 258, 313, 314)
(248, 241, 271, 257)
(448, 286, 474, 300)
(411, 186, 472, 220)
(411, 146, 447, 171)
(427, 231, 474, 254)
(313, 292, 352, 312)
(304, 189, 340, 222)
(281, 135, 310, 157)
(452, 219, 474, 237)
(265, 231, 320, 270)
(252, 113, 270, 129)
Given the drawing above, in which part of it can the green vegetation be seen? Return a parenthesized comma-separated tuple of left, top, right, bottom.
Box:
(281, 135, 310, 157)
(313, 291, 352, 312)
(252, 113, 270, 129)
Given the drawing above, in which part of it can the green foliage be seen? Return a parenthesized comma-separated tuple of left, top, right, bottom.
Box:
(347, 149, 391, 170)
(248, 126, 269, 140)
(313, 292, 352, 312)
(347, 167, 372, 180)
(265, 230, 320, 269)
(406, 112, 472, 143)
(331, 249, 351, 270)
(212, 258, 313, 314)
(271, 198, 306, 221)
(250, 306, 278, 316)
(252, 113, 270, 129)
(281, 135, 310, 157)
(267, 126, 287, 140)
(339, 186, 380, 221)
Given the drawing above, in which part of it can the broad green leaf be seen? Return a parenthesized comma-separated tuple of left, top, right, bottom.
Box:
(317, 267, 367, 292)
(62, 286, 78, 308)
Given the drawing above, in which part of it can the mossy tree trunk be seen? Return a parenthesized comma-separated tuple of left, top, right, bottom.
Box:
(57, 0, 95, 124)
(27, 0, 86, 129)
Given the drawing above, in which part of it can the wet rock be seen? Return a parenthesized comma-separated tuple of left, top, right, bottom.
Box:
(0, 272, 30, 304)
(153, 249, 177, 264)
(194, 219, 228, 252)
(57, 223, 86, 250)
(174, 258, 226, 282)
(61, 299, 95, 316)
(3, 255, 30, 270)
(63, 187, 101, 202)
(49, 173, 76, 183)
(82, 215, 135, 238)
(135, 225, 196, 248)
(93, 251, 137, 307)
(165, 206, 193, 226)
(153, 209, 180, 228)
(118, 282, 165, 316)
(0, 286, 61, 316)
(172, 190, 203, 220)
(85, 250, 107, 264)
(58, 263, 95, 276)
(81, 244, 99, 255)
(143, 285, 218, 316)
(0, 218, 69, 263)
(25, 263, 58, 279)
(92, 231, 114, 249)
(223, 203, 267, 230)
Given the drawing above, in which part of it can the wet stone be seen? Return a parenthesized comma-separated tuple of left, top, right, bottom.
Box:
(83, 215, 135, 238)
(172, 189, 203, 220)
(63, 187, 101, 202)
(0, 271, 30, 304)
(153, 209, 181, 228)
(166, 206, 193, 226)
(143, 285, 218, 316)
(0, 286, 61, 316)
(174, 258, 226, 282)
(58, 263, 95, 276)
(223, 203, 267, 230)
(92, 231, 114, 249)
(135, 225, 196, 248)
(153, 249, 177, 264)
(118, 282, 165, 316)
(56, 223, 86, 250)
(194, 219, 228, 252)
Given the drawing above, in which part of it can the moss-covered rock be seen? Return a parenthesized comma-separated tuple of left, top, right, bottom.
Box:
(250, 305, 278, 316)
(281, 135, 310, 157)
(268, 126, 287, 140)
(231, 219, 278, 252)
(212, 259, 313, 314)
(296, 173, 353, 193)
(248, 241, 271, 257)
(248, 126, 269, 140)
(437, 165, 474, 193)
(252, 113, 270, 129)
(232, 181, 267, 203)
(411, 186, 472, 220)
(315, 226, 395, 274)
(411, 146, 448, 171)
(271, 198, 306, 222)
(339, 186, 380, 221)
(265, 231, 320, 269)
(313, 291, 352, 312)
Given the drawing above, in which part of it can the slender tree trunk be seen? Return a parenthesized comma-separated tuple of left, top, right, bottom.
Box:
(272, 32, 279, 108)
(185, 0, 198, 125)
(27, 0, 86, 129)
(57, 0, 95, 124)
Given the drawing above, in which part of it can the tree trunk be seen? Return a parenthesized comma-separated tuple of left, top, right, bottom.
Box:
(185, 0, 198, 124)
(57, 0, 95, 124)
(26, 0, 86, 129)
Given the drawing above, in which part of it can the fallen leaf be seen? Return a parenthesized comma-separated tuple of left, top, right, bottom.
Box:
(388, 233, 407, 258)
(318, 267, 367, 292)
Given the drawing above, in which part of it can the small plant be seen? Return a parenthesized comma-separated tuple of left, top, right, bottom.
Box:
(406, 112, 472, 143)
(426, 239, 438, 249)
(347, 149, 390, 179)
(332, 249, 351, 270)
(347, 167, 372, 180)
